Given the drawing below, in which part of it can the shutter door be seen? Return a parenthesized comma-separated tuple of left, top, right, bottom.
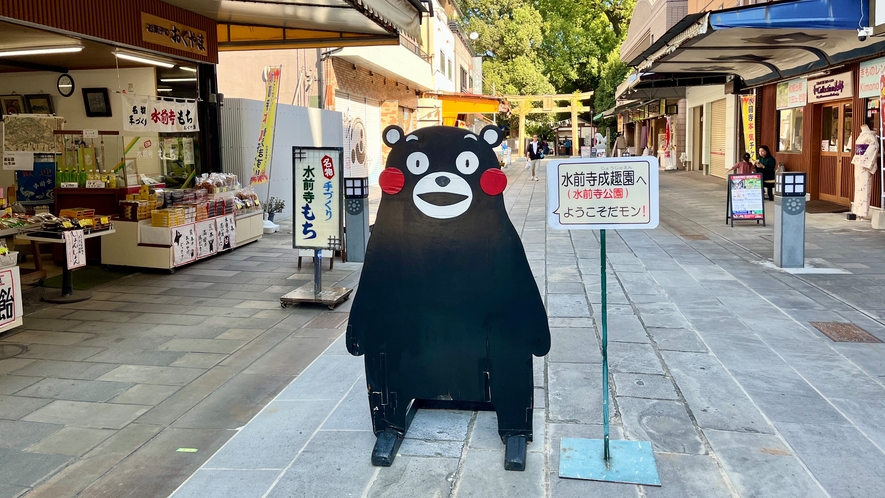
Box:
(710, 99, 727, 179)
(364, 99, 382, 187)
(334, 92, 383, 186)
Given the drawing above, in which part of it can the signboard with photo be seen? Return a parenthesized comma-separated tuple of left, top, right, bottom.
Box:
(726, 173, 765, 227)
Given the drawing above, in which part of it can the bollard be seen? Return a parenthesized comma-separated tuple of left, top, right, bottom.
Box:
(344, 177, 370, 262)
(773, 172, 807, 268)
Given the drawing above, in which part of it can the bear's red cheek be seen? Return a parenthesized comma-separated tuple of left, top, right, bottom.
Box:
(480, 169, 507, 196)
(379, 168, 405, 195)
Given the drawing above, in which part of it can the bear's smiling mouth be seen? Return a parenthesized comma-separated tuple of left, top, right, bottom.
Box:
(417, 192, 468, 206)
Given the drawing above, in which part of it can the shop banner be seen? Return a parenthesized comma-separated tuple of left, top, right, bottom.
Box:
(172, 224, 197, 267)
(251, 67, 282, 185)
(0, 267, 22, 328)
(196, 219, 218, 259)
(122, 94, 199, 133)
(216, 214, 236, 251)
(293, 148, 343, 249)
(740, 95, 757, 162)
(776, 78, 807, 110)
(859, 57, 885, 98)
(808, 72, 854, 103)
(63, 230, 86, 270)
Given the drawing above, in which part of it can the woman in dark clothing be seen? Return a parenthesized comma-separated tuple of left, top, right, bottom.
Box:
(755, 145, 777, 201)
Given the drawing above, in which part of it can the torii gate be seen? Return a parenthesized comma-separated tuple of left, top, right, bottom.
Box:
(504, 91, 593, 157)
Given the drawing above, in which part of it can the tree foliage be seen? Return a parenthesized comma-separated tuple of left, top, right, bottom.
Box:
(459, 0, 635, 113)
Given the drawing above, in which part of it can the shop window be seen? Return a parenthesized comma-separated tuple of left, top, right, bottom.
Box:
(842, 103, 853, 153)
(439, 50, 445, 74)
(777, 108, 804, 152)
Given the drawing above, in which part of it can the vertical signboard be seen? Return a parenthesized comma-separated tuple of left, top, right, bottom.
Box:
(726, 174, 765, 227)
(740, 94, 757, 161)
(251, 67, 282, 185)
(293, 147, 344, 249)
(547, 157, 659, 230)
(0, 267, 22, 329)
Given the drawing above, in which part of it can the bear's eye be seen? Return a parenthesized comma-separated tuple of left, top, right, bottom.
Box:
(456, 151, 479, 175)
(406, 152, 430, 175)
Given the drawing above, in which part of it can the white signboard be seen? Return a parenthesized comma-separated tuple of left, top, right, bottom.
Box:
(808, 72, 854, 103)
(776, 78, 807, 110)
(195, 219, 218, 259)
(63, 230, 86, 270)
(171, 223, 197, 267)
(122, 93, 199, 133)
(216, 214, 236, 251)
(0, 267, 22, 328)
(2, 151, 34, 171)
(293, 148, 343, 249)
(859, 57, 885, 98)
(547, 157, 659, 230)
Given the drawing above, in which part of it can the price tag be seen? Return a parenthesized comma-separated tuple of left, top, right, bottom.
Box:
(4, 208, 11, 216)
(101, 217, 110, 224)
(80, 218, 94, 226)
(85, 180, 106, 188)
(255, 200, 261, 207)
(62, 221, 74, 228)
(83, 129, 99, 139)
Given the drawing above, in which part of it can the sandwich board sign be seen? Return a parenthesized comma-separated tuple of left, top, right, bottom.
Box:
(547, 156, 661, 486)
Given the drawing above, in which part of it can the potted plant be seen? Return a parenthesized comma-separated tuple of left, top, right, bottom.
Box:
(264, 196, 285, 222)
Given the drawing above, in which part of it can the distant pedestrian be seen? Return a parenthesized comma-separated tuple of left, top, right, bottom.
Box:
(526, 134, 542, 181)
(564, 138, 572, 156)
(501, 142, 511, 169)
(729, 152, 755, 175)
(754, 145, 776, 200)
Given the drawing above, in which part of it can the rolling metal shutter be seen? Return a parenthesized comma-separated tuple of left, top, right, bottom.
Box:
(710, 99, 727, 179)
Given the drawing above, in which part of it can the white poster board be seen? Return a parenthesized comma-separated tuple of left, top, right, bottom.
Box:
(63, 230, 86, 269)
(547, 157, 660, 230)
(293, 147, 343, 249)
(172, 224, 197, 267)
(0, 267, 22, 328)
(216, 214, 236, 251)
(195, 219, 218, 259)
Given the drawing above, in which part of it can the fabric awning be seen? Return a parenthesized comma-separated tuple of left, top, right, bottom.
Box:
(163, 0, 428, 50)
(627, 0, 885, 87)
(435, 93, 508, 118)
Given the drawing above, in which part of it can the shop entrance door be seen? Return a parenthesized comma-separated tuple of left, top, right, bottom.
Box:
(819, 100, 853, 204)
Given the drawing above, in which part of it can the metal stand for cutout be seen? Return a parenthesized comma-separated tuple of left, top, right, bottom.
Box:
(559, 229, 660, 486)
(280, 249, 352, 309)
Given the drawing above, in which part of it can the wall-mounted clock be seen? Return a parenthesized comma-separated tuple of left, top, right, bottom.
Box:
(57, 74, 75, 97)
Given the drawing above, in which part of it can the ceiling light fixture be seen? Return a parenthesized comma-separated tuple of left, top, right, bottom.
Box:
(160, 78, 197, 82)
(0, 45, 83, 57)
(179, 66, 197, 73)
(157, 88, 173, 92)
(114, 50, 175, 68)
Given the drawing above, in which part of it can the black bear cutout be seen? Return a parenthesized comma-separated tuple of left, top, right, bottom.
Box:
(346, 125, 550, 471)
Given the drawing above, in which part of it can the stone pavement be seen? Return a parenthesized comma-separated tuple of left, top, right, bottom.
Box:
(2, 158, 885, 497)
(166, 160, 885, 498)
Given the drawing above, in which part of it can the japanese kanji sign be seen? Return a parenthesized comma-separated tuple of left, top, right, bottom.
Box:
(0, 267, 22, 328)
(216, 215, 236, 251)
(195, 219, 218, 259)
(251, 67, 282, 185)
(547, 157, 659, 230)
(63, 230, 86, 270)
(293, 147, 343, 250)
(122, 93, 199, 133)
(141, 13, 208, 57)
(172, 224, 197, 267)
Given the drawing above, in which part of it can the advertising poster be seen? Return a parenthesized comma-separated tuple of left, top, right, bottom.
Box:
(293, 148, 343, 249)
(172, 223, 197, 267)
(740, 95, 757, 162)
(122, 94, 199, 133)
(547, 157, 660, 230)
(728, 174, 764, 220)
(216, 214, 237, 251)
(250, 67, 282, 185)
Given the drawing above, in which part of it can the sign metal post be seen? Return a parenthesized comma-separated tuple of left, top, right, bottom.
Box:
(548, 156, 661, 486)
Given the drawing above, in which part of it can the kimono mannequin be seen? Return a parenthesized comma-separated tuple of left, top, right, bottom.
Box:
(851, 122, 879, 219)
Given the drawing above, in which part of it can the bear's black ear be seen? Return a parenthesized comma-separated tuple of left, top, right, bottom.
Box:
(383, 125, 404, 147)
(479, 125, 503, 147)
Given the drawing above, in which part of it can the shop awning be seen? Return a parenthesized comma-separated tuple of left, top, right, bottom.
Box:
(617, 71, 729, 100)
(627, 0, 885, 87)
(163, 0, 428, 50)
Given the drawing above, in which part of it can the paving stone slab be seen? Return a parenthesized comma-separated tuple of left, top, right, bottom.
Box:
(275, 354, 362, 401)
(0, 447, 71, 488)
(0, 395, 53, 420)
(366, 454, 459, 498)
(546, 294, 591, 317)
(644, 452, 733, 498)
(607, 342, 664, 375)
(128, 313, 211, 326)
(17, 344, 104, 362)
(16, 378, 134, 402)
(203, 399, 338, 469)
(1, 330, 94, 346)
(0, 375, 39, 395)
(547, 328, 600, 364)
(405, 408, 473, 441)
(17, 318, 83, 332)
(170, 469, 279, 498)
(169, 353, 228, 369)
(0, 419, 63, 450)
(593, 313, 650, 343)
(109, 384, 181, 406)
(25, 426, 115, 456)
(173, 372, 294, 430)
(135, 366, 239, 426)
(703, 429, 826, 498)
(321, 383, 372, 432)
(615, 397, 705, 455)
(97, 365, 206, 386)
(214, 328, 266, 341)
(23, 400, 149, 429)
(660, 351, 773, 434)
(241, 336, 336, 376)
(612, 373, 679, 401)
(455, 449, 545, 498)
(6, 360, 117, 380)
(157, 338, 246, 354)
(645, 327, 708, 353)
(85, 348, 186, 367)
(548, 362, 602, 424)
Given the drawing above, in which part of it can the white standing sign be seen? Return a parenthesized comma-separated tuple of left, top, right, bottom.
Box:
(547, 157, 659, 230)
(172, 224, 197, 266)
(216, 214, 236, 251)
(293, 148, 343, 249)
(195, 219, 218, 259)
(63, 230, 87, 269)
(0, 267, 22, 328)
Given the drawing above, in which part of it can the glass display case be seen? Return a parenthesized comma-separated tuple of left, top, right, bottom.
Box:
(159, 133, 200, 188)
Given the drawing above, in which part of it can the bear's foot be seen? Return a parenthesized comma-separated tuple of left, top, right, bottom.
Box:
(371, 428, 403, 467)
(504, 435, 527, 471)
